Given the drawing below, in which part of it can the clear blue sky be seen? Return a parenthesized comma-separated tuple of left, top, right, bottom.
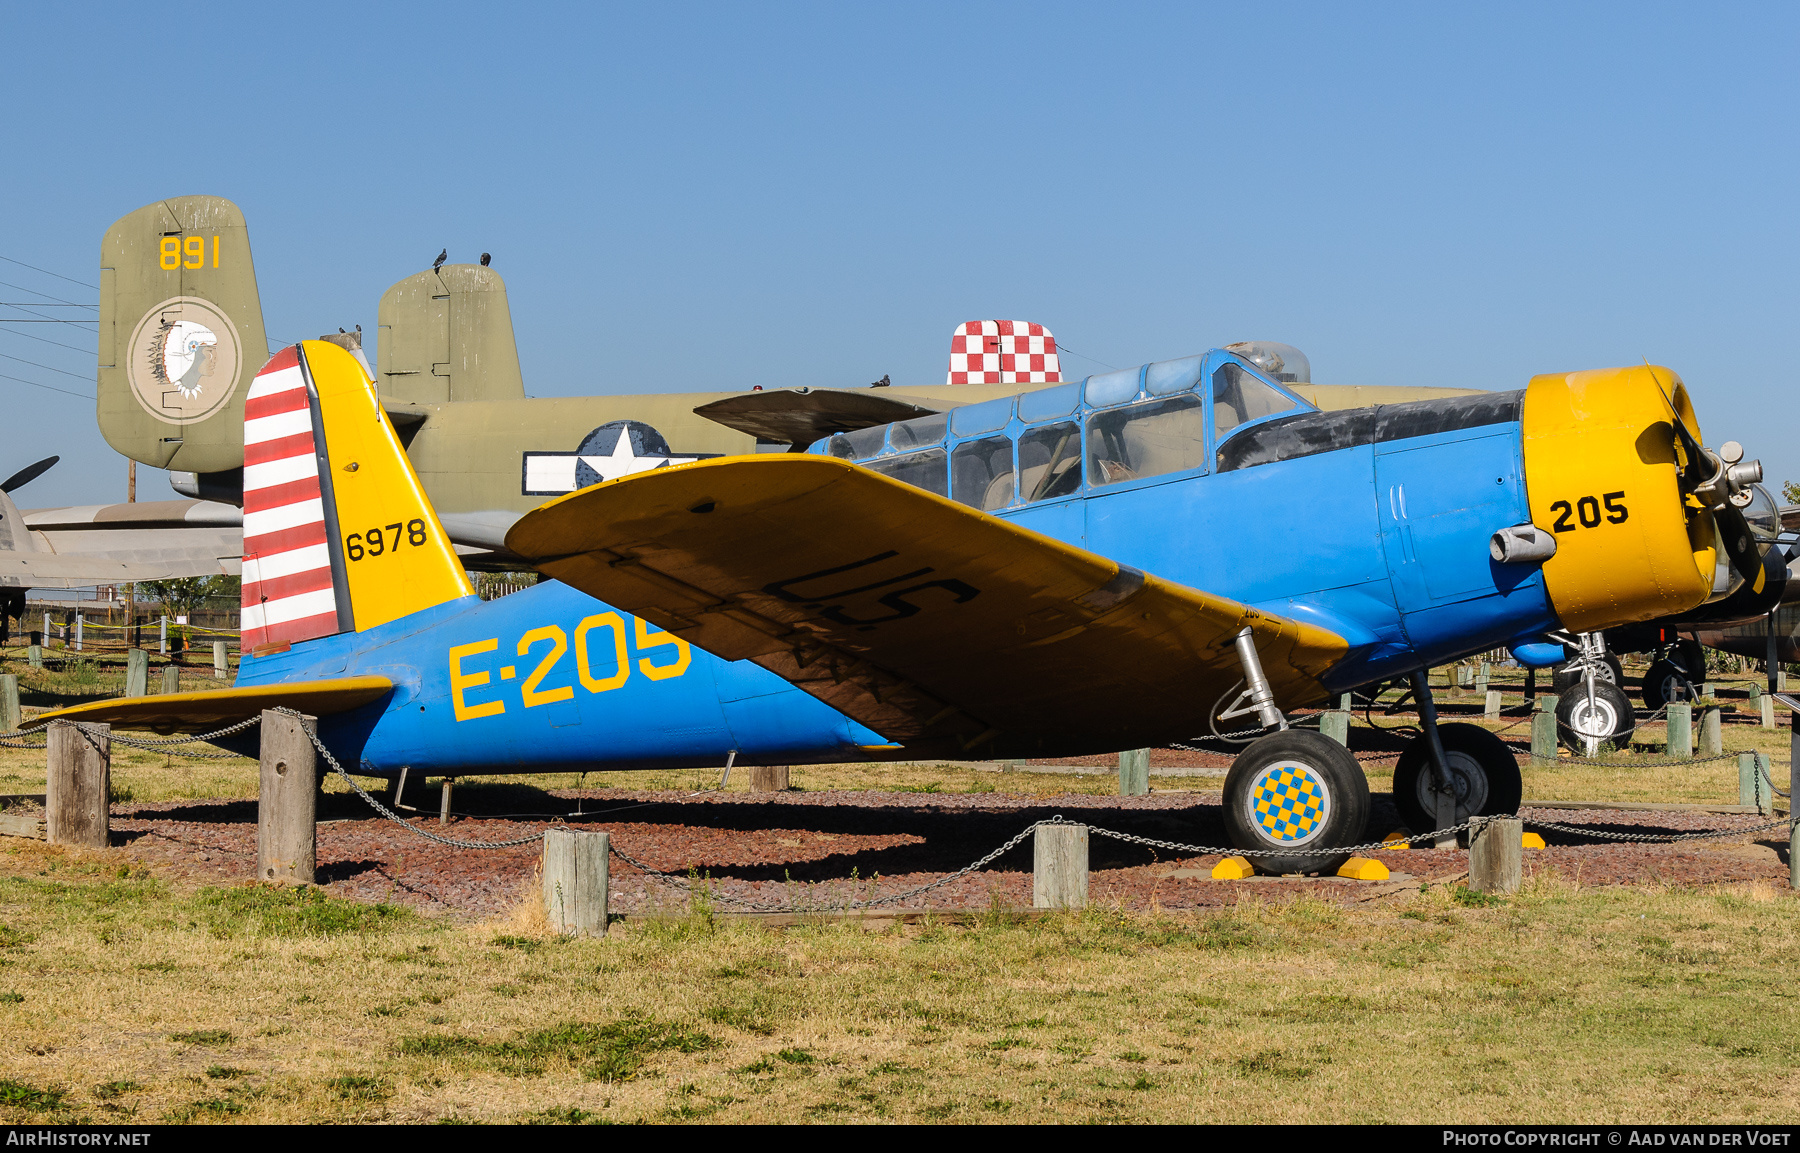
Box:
(1, 1, 1794, 507)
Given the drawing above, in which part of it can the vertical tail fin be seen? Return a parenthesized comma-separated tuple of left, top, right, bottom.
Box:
(241, 341, 472, 652)
(946, 320, 1060, 385)
(98, 196, 268, 476)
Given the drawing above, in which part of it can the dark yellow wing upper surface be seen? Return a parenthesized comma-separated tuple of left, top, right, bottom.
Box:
(508, 456, 1346, 759)
(32, 677, 393, 735)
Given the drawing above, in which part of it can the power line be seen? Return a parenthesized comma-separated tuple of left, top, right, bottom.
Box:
(0, 255, 96, 291)
(0, 326, 96, 356)
(0, 318, 100, 328)
(0, 278, 94, 309)
(0, 370, 93, 401)
(0, 303, 93, 308)
(0, 350, 90, 382)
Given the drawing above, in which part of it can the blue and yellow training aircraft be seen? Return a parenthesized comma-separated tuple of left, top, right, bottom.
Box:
(43, 341, 1767, 872)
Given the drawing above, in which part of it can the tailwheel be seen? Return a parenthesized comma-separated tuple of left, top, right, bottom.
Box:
(1222, 730, 1370, 875)
(1391, 722, 1523, 834)
(1556, 679, 1635, 756)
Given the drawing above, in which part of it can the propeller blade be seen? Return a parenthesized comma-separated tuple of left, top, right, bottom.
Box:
(0, 456, 58, 494)
(1714, 499, 1768, 592)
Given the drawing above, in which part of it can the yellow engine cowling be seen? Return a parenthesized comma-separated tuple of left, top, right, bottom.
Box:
(1521, 365, 1715, 634)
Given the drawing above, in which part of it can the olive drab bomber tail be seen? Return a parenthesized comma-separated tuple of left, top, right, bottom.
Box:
(240, 341, 473, 652)
(98, 196, 268, 477)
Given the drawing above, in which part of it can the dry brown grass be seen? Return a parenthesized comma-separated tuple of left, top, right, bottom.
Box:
(0, 836, 1796, 1125)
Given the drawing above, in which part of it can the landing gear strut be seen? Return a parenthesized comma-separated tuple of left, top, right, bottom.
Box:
(1390, 667, 1522, 846)
(1220, 628, 1369, 874)
(1555, 633, 1636, 754)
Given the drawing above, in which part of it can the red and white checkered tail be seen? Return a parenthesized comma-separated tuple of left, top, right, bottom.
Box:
(240, 345, 345, 651)
(946, 320, 1061, 385)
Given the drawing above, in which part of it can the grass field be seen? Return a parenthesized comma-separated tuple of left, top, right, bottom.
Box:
(0, 651, 1793, 1123)
(0, 840, 1795, 1125)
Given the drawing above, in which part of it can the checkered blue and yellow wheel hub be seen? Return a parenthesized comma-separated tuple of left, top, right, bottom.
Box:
(1246, 760, 1333, 845)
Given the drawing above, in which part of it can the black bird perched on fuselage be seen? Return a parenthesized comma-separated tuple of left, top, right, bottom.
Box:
(432, 248, 447, 272)
(480, 253, 491, 267)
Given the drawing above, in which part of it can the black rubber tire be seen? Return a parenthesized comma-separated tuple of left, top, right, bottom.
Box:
(1556, 679, 1636, 755)
(1640, 659, 1692, 711)
(1391, 723, 1524, 836)
(1222, 729, 1370, 875)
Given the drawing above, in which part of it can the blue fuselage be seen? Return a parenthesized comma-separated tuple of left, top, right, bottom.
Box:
(242, 359, 1560, 775)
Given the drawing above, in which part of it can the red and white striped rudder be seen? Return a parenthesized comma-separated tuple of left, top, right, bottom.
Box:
(239, 346, 342, 650)
(946, 321, 1061, 385)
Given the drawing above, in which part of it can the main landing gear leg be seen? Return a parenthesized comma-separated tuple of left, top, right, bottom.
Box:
(1218, 627, 1369, 874)
(1410, 669, 1460, 849)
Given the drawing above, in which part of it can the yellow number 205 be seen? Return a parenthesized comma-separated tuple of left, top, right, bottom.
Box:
(160, 235, 221, 270)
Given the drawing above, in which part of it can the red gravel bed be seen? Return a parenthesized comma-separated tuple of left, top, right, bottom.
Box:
(101, 785, 1794, 921)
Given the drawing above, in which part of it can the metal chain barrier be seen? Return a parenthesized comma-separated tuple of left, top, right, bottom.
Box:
(1523, 813, 1797, 845)
(608, 817, 1059, 912)
(277, 709, 546, 850)
(0, 716, 262, 757)
(1756, 758, 1791, 800)
(1087, 818, 1480, 860)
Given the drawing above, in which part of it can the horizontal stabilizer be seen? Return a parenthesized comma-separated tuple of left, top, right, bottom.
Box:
(508, 456, 1345, 759)
(0, 549, 237, 588)
(32, 676, 393, 734)
(693, 389, 941, 445)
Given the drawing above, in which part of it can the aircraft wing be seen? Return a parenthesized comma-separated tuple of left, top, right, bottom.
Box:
(693, 389, 942, 445)
(507, 456, 1347, 759)
(31, 676, 394, 735)
(0, 549, 239, 589)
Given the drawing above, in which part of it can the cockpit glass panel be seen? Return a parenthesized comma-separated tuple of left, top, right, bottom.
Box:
(887, 412, 948, 451)
(1211, 363, 1297, 440)
(864, 449, 948, 497)
(1084, 394, 1207, 487)
(1084, 367, 1141, 409)
(951, 436, 1016, 510)
(838, 425, 885, 460)
(1144, 355, 1204, 396)
(950, 397, 1015, 437)
(1017, 422, 1082, 503)
(1017, 381, 1080, 423)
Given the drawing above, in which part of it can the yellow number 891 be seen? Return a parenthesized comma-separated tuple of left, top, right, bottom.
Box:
(160, 236, 220, 270)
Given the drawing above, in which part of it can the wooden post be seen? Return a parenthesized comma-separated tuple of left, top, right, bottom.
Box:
(1033, 823, 1088, 910)
(1753, 754, 1772, 817)
(159, 616, 167, 655)
(1760, 696, 1775, 730)
(749, 765, 789, 792)
(124, 648, 148, 698)
(1320, 709, 1349, 747)
(542, 827, 609, 936)
(1469, 816, 1522, 895)
(1791, 817, 1799, 893)
(257, 711, 316, 884)
(1484, 689, 1501, 720)
(161, 665, 180, 695)
(1476, 661, 1490, 693)
(1749, 681, 1763, 706)
(1530, 708, 1557, 759)
(212, 641, 228, 680)
(46, 722, 109, 849)
(1738, 753, 1760, 810)
(1699, 706, 1722, 757)
(1337, 692, 1352, 712)
(1118, 748, 1149, 796)
(0, 674, 17, 733)
(1536, 694, 1555, 713)
(1666, 702, 1691, 758)
(439, 777, 454, 825)
(1779, 670, 1788, 692)
(26, 644, 41, 669)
